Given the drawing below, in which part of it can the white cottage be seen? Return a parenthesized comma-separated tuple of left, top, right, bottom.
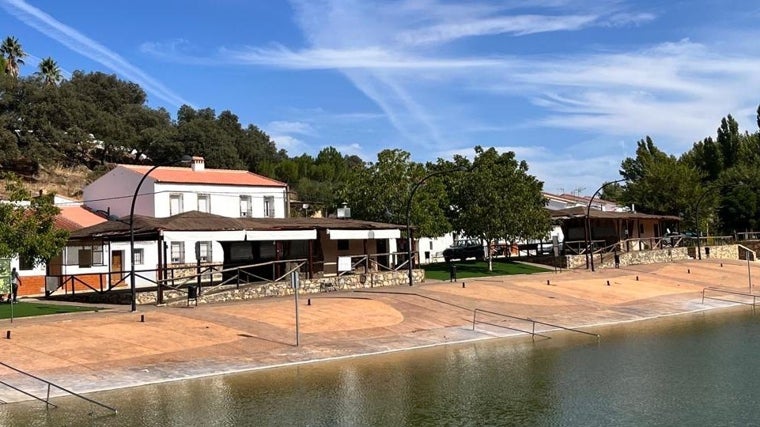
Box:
(83, 157, 289, 220)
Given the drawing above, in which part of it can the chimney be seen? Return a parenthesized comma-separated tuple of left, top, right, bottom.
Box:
(191, 156, 205, 171)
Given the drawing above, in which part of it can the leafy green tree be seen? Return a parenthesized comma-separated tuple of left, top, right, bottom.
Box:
(681, 136, 723, 182)
(1, 36, 25, 77)
(446, 146, 551, 271)
(620, 137, 702, 218)
(37, 57, 62, 86)
(717, 115, 741, 169)
(0, 174, 69, 266)
(340, 149, 451, 238)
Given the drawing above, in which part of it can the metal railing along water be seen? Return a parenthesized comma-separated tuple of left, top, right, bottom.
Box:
(0, 362, 117, 415)
(472, 308, 600, 341)
(701, 287, 757, 309)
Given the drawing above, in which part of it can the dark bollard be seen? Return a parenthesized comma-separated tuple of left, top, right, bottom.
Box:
(721, 263, 723, 267)
(6, 331, 10, 339)
(688, 269, 691, 274)
(547, 279, 550, 286)
(636, 276, 639, 281)
(462, 282, 466, 288)
(307, 298, 311, 306)
(140, 314, 145, 323)
(606, 280, 610, 286)
(449, 264, 457, 282)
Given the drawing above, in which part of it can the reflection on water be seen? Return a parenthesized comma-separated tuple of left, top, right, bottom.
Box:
(3, 309, 760, 426)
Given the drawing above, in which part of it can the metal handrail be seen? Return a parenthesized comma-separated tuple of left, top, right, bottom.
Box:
(0, 362, 117, 414)
(701, 287, 757, 308)
(472, 308, 600, 341)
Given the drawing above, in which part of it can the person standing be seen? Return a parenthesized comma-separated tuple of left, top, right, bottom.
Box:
(10, 267, 21, 303)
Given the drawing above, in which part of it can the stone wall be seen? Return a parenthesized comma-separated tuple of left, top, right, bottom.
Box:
(138, 269, 425, 306)
(688, 244, 739, 260)
(560, 247, 691, 270)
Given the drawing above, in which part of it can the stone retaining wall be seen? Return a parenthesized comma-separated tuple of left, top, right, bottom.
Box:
(688, 244, 739, 260)
(138, 269, 425, 306)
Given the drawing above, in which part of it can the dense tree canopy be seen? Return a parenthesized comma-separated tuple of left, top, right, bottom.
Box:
(443, 146, 551, 270)
(0, 175, 68, 266)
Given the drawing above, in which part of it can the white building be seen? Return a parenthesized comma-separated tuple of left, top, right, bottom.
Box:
(83, 157, 289, 220)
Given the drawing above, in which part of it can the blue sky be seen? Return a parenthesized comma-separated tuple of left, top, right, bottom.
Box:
(3, 0, 760, 195)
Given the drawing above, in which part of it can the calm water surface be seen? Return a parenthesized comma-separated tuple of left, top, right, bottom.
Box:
(3, 308, 760, 426)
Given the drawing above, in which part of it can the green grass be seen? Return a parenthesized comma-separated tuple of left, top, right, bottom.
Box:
(0, 301, 101, 319)
(424, 259, 550, 281)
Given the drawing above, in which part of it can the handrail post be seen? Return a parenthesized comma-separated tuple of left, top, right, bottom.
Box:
(472, 309, 477, 331)
(46, 383, 51, 406)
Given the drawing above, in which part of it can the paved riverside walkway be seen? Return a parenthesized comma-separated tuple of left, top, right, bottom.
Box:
(0, 259, 755, 403)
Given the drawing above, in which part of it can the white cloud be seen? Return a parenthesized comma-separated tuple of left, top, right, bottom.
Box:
(266, 121, 316, 136)
(271, 135, 308, 154)
(1, 0, 191, 107)
(397, 14, 598, 45)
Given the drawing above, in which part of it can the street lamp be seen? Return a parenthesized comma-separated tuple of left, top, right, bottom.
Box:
(693, 186, 719, 261)
(586, 179, 625, 272)
(129, 156, 192, 311)
(405, 167, 468, 286)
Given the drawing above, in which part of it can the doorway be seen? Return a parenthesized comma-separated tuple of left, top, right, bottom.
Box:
(111, 250, 124, 287)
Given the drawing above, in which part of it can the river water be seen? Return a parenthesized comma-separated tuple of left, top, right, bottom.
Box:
(3, 308, 759, 426)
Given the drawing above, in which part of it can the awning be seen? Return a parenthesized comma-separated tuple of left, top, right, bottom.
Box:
(327, 229, 401, 240)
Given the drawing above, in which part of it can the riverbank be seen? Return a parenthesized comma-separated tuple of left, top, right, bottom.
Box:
(0, 259, 754, 404)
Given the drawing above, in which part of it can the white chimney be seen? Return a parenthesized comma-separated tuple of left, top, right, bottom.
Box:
(191, 156, 205, 171)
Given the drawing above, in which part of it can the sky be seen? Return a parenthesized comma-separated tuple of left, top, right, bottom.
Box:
(3, 0, 760, 195)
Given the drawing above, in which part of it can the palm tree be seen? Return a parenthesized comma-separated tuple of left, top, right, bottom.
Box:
(38, 56, 62, 86)
(0, 36, 26, 77)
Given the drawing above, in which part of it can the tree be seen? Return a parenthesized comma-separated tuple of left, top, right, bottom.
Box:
(0, 175, 69, 267)
(37, 57, 62, 86)
(0, 36, 26, 77)
(447, 146, 551, 271)
(717, 115, 741, 169)
(340, 149, 452, 238)
(620, 137, 702, 219)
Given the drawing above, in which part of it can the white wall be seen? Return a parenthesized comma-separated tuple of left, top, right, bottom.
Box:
(84, 167, 289, 220)
(418, 234, 456, 265)
(83, 166, 152, 218)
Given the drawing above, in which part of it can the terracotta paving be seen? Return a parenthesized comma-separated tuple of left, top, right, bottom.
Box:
(0, 259, 756, 403)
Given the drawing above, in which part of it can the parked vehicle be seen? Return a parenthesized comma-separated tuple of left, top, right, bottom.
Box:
(443, 240, 484, 262)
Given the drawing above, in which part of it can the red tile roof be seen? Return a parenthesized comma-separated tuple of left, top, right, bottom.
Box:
(120, 165, 286, 187)
(55, 206, 107, 231)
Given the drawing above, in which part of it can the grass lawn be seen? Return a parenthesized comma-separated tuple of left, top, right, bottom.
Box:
(424, 259, 551, 281)
(0, 301, 101, 319)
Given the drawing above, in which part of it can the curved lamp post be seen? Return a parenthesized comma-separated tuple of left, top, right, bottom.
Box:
(586, 179, 625, 272)
(693, 186, 719, 261)
(129, 156, 192, 311)
(405, 167, 468, 286)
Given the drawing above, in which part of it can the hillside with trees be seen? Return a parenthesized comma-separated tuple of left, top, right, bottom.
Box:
(4, 34, 760, 242)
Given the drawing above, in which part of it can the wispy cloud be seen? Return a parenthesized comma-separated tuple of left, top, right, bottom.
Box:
(1, 0, 191, 107)
(397, 14, 598, 45)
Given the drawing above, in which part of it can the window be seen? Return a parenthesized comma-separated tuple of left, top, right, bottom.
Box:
(134, 248, 144, 265)
(264, 196, 275, 217)
(169, 194, 183, 215)
(64, 243, 106, 266)
(170, 242, 185, 263)
(197, 241, 212, 262)
(19, 255, 34, 271)
(93, 244, 104, 265)
(337, 240, 349, 251)
(78, 249, 92, 268)
(197, 194, 210, 213)
(240, 195, 252, 217)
